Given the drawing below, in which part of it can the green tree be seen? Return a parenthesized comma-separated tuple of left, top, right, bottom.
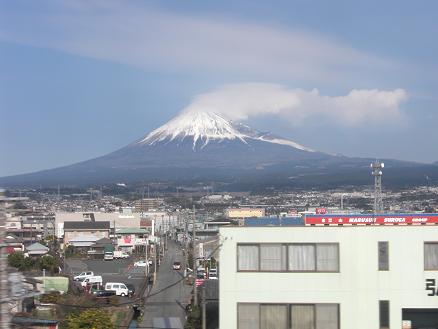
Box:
(65, 309, 114, 329)
(7, 251, 25, 268)
(7, 252, 35, 271)
(39, 255, 58, 273)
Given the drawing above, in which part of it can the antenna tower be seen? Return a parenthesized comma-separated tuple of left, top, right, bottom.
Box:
(371, 160, 384, 213)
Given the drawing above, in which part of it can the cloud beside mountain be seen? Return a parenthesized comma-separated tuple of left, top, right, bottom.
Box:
(182, 83, 408, 126)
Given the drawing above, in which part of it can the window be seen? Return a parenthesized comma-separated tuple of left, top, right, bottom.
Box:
(291, 305, 314, 329)
(378, 241, 389, 271)
(238, 304, 259, 329)
(238, 245, 259, 271)
(238, 303, 339, 329)
(288, 244, 339, 272)
(424, 242, 438, 270)
(238, 243, 339, 272)
(289, 245, 315, 271)
(316, 244, 339, 272)
(379, 300, 389, 329)
(260, 305, 288, 329)
(260, 244, 286, 271)
(316, 304, 339, 329)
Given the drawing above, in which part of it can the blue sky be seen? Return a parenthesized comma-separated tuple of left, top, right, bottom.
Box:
(1, 0, 437, 176)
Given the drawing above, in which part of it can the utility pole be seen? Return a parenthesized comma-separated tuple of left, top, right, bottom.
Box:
(202, 285, 206, 329)
(153, 243, 157, 282)
(141, 187, 145, 214)
(184, 214, 189, 273)
(145, 241, 149, 277)
(193, 205, 198, 306)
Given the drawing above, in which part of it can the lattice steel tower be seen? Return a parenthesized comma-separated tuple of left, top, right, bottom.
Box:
(371, 161, 384, 213)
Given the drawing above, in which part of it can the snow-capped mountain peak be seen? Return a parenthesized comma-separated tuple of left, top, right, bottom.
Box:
(138, 110, 313, 152)
(138, 110, 246, 147)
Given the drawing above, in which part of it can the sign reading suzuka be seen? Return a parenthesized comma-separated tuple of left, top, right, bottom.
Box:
(305, 214, 438, 225)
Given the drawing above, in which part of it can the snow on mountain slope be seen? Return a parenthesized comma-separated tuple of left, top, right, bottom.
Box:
(138, 110, 313, 151)
(138, 110, 247, 148)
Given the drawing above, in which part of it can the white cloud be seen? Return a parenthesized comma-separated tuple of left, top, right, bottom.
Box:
(0, 0, 394, 84)
(182, 83, 408, 126)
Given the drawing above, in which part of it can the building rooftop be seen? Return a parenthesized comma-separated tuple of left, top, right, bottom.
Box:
(116, 228, 148, 234)
(64, 221, 110, 230)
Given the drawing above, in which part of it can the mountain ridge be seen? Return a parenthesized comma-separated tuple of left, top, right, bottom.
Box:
(0, 110, 436, 187)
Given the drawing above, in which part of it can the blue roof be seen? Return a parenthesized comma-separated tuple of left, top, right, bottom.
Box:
(244, 216, 304, 226)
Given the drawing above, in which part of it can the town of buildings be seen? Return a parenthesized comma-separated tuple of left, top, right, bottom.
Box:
(1, 184, 438, 328)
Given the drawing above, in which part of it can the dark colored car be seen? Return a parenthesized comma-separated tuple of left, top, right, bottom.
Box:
(126, 284, 135, 297)
(93, 290, 116, 298)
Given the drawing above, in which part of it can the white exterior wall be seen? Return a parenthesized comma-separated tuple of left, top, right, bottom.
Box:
(55, 212, 141, 237)
(219, 226, 438, 329)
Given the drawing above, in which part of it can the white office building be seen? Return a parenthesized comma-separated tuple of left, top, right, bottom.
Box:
(219, 225, 438, 329)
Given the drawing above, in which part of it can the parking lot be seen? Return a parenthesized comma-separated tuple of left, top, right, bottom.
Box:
(65, 257, 152, 298)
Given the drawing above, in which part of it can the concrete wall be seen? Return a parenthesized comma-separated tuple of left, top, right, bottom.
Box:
(64, 230, 108, 244)
(219, 225, 438, 329)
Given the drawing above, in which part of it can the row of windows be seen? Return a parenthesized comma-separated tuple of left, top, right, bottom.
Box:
(237, 303, 339, 329)
(237, 244, 339, 272)
(237, 242, 438, 272)
(237, 301, 389, 329)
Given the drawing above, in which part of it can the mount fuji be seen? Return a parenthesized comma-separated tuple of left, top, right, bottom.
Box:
(1, 110, 436, 187)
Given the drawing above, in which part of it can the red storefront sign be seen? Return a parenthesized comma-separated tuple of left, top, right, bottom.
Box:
(305, 214, 438, 225)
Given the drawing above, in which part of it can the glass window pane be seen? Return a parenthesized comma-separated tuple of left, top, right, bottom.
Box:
(289, 245, 315, 271)
(425, 243, 438, 270)
(316, 304, 338, 329)
(238, 304, 259, 329)
(317, 244, 339, 272)
(291, 305, 315, 329)
(260, 244, 285, 271)
(238, 245, 259, 271)
(260, 305, 287, 329)
(378, 242, 389, 271)
(379, 301, 389, 329)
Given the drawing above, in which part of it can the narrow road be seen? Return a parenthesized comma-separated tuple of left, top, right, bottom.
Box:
(139, 240, 192, 328)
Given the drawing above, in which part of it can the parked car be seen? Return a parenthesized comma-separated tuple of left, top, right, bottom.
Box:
(134, 260, 147, 267)
(105, 282, 129, 296)
(74, 271, 94, 281)
(208, 268, 218, 279)
(173, 261, 181, 270)
(104, 252, 114, 261)
(113, 251, 130, 259)
(126, 283, 135, 297)
(93, 290, 116, 298)
(81, 275, 103, 287)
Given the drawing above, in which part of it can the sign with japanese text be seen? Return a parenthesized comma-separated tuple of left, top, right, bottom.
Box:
(305, 214, 438, 225)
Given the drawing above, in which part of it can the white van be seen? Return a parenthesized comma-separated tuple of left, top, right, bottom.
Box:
(105, 282, 129, 296)
(104, 252, 114, 260)
(113, 251, 129, 259)
(74, 271, 94, 281)
(81, 275, 103, 287)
